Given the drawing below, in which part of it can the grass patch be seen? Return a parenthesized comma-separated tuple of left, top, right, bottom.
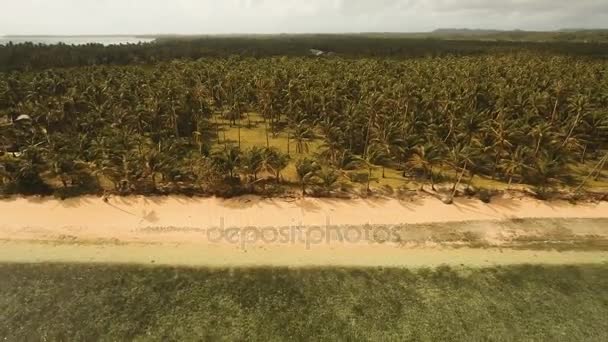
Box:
(214, 114, 425, 193)
(213, 114, 608, 195)
(1, 263, 608, 341)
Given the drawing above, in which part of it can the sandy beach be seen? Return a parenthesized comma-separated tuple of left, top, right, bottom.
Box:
(1, 195, 607, 267)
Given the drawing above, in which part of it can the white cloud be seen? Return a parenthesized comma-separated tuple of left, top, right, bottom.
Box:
(0, 0, 606, 34)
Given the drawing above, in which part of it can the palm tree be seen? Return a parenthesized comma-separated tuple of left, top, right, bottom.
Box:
(574, 150, 608, 192)
(143, 148, 175, 191)
(317, 166, 340, 196)
(213, 146, 241, 179)
(529, 122, 555, 157)
(173, 150, 216, 190)
(562, 94, 589, 148)
(291, 119, 313, 154)
(529, 152, 568, 192)
(0, 161, 11, 191)
(262, 148, 290, 183)
(446, 143, 481, 198)
(498, 146, 528, 188)
(241, 147, 264, 181)
(408, 143, 444, 191)
(580, 111, 608, 163)
(371, 118, 404, 178)
(485, 119, 520, 179)
(355, 147, 387, 193)
(317, 116, 345, 166)
(295, 158, 320, 196)
(8, 139, 51, 195)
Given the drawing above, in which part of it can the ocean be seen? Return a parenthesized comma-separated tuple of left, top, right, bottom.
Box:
(0, 36, 155, 46)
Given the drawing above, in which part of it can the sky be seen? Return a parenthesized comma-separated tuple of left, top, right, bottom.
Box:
(1, 0, 607, 35)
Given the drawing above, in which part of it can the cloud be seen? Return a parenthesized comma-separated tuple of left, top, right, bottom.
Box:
(0, 0, 607, 34)
(428, 0, 608, 14)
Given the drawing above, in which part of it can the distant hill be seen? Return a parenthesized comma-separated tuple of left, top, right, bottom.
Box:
(558, 28, 608, 33)
(432, 28, 507, 35)
(423, 28, 608, 43)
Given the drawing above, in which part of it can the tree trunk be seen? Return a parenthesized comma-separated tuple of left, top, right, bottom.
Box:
(265, 119, 270, 149)
(534, 138, 542, 157)
(451, 161, 467, 198)
(562, 112, 581, 148)
(466, 173, 475, 190)
(237, 111, 241, 149)
(492, 153, 500, 180)
(581, 144, 587, 164)
(363, 115, 373, 158)
(595, 157, 607, 181)
(367, 167, 372, 193)
(215, 114, 221, 144)
(577, 153, 608, 192)
(172, 107, 179, 137)
(551, 99, 558, 123)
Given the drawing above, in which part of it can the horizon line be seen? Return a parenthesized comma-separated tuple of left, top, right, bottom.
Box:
(3, 28, 608, 37)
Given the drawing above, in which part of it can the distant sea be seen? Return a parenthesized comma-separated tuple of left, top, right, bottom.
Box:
(0, 36, 155, 46)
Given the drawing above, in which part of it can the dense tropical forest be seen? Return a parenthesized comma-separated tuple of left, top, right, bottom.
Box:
(1, 37, 607, 199)
(2, 35, 608, 72)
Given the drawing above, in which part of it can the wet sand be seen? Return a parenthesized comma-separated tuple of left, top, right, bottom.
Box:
(1, 241, 607, 268)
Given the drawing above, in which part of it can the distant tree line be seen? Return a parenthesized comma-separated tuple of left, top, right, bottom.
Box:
(1, 35, 608, 72)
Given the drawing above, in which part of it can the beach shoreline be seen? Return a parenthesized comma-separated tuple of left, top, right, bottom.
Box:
(1, 194, 607, 267)
(2, 193, 607, 228)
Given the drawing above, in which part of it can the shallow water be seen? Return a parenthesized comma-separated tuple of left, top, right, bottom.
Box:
(0, 36, 155, 46)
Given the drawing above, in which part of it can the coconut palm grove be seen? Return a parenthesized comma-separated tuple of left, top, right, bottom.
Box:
(1, 36, 608, 200)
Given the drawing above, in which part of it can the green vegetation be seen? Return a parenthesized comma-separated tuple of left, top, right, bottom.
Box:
(1, 53, 607, 199)
(1, 263, 607, 340)
(2, 34, 608, 72)
(363, 29, 608, 43)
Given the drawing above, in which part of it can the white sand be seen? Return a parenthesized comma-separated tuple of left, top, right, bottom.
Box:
(1, 195, 607, 231)
(0, 195, 607, 267)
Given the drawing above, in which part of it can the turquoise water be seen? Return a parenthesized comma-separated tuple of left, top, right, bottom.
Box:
(0, 36, 155, 46)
